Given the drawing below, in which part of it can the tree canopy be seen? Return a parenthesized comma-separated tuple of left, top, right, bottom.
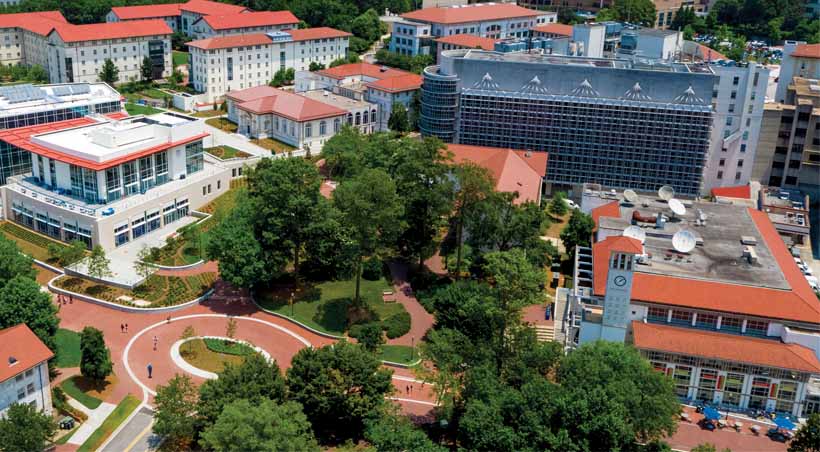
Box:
(0, 235, 36, 287)
(80, 326, 113, 382)
(0, 275, 59, 353)
(200, 399, 320, 452)
(559, 209, 595, 256)
(0, 403, 56, 452)
(789, 413, 820, 452)
(286, 341, 393, 443)
(154, 374, 199, 452)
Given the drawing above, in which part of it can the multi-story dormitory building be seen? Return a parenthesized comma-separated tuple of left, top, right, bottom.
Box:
(188, 28, 351, 103)
(420, 49, 715, 196)
(0, 11, 172, 84)
(0, 83, 123, 185)
(107, 0, 249, 36)
(569, 190, 820, 418)
(190, 11, 299, 40)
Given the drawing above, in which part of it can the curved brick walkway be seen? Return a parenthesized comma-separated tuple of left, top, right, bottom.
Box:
(55, 279, 437, 415)
(386, 262, 434, 347)
(154, 260, 219, 277)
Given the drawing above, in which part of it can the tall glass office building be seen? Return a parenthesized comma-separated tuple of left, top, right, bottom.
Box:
(421, 50, 716, 196)
(0, 83, 123, 185)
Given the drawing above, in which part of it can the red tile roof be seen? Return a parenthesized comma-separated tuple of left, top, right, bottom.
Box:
(791, 43, 820, 59)
(287, 27, 352, 41)
(188, 33, 274, 50)
(317, 62, 411, 80)
(0, 11, 68, 36)
(179, 0, 247, 15)
(51, 20, 172, 43)
(231, 87, 346, 122)
(602, 235, 643, 255)
(591, 201, 621, 233)
(695, 43, 727, 61)
(366, 73, 423, 93)
(188, 28, 350, 50)
(711, 185, 751, 199)
(591, 208, 820, 322)
(435, 34, 497, 51)
(402, 3, 542, 24)
(225, 85, 280, 103)
(200, 11, 298, 30)
(632, 321, 820, 373)
(446, 144, 547, 205)
(110, 3, 184, 20)
(531, 23, 573, 36)
(0, 324, 54, 383)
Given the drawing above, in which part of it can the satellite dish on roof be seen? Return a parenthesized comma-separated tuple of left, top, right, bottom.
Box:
(669, 198, 686, 216)
(672, 230, 696, 253)
(623, 189, 639, 203)
(658, 185, 675, 201)
(623, 225, 646, 244)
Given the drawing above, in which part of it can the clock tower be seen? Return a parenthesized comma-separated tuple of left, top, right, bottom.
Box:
(600, 236, 642, 343)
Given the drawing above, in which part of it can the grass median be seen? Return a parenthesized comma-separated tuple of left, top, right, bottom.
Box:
(77, 395, 141, 452)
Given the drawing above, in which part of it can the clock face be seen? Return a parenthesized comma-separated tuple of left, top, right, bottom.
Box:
(613, 276, 628, 287)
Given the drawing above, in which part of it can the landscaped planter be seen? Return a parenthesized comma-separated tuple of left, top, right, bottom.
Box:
(171, 336, 271, 379)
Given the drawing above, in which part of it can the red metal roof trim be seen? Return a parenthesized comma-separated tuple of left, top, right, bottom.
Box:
(711, 185, 751, 199)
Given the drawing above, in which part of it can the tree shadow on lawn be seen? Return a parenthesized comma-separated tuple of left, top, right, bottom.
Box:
(313, 297, 379, 335)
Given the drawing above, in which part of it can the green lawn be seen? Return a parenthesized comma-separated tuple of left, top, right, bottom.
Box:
(250, 137, 296, 154)
(205, 145, 251, 159)
(203, 338, 255, 356)
(172, 50, 189, 68)
(77, 395, 141, 452)
(258, 277, 405, 336)
(55, 329, 81, 368)
(60, 376, 102, 410)
(0, 221, 70, 266)
(205, 117, 238, 133)
(379, 345, 417, 365)
(141, 87, 169, 99)
(124, 103, 163, 116)
(192, 109, 224, 118)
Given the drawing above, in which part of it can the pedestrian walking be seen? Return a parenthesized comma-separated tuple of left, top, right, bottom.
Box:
(125, 323, 128, 333)
(405, 385, 409, 395)
(120, 324, 124, 333)
(153, 335, 158, 351)
(147, 363, 153, 379)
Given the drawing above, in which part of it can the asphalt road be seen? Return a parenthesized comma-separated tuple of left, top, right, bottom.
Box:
(101, 407, 158, 452)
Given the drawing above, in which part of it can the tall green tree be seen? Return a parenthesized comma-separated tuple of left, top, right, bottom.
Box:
(333, 169, 403, 305)
(246, 158, 326, 278)
(286, 341, 393, 443)
(98, 59, 119, 85)
(320, 125, 368, 179)
(200, 399, 320, 452)
(0, 403, 56, 452)
(85, 245, 112, 280)
(451, 162, 495, 278)
(388, 102, 410, 132)
(547, 192, 568, 216)
(140, 56, 153, 82)
(351, 8, 385, 44)
(0, 234, 36, 287)
(365, 414, 446, 452)
(393, 137, 454, 267)
(789, 413, 820, 452)
(206, 195, 269, 287)
(559, 209, 595, 256)
(0, 275, 59, 353)
(558, 341, 679, 443)
(197, 353, 287, 430)
(154, 374, 199, 452)
(613, 0, 657, 26)
(79, 326, 112, 383)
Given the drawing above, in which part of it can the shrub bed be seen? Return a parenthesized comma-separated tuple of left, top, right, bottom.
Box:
(383, 311, 411, 339)
(203, 338, 255, 356)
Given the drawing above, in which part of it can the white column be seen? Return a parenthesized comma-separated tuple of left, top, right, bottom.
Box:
(691, 312, 698, 327)
(716, 316, 723, 330)
(741, 319, 748, 333)
(666, 309, 673, 323)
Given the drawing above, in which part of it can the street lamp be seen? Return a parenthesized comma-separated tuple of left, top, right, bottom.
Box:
(411, 335, 415, 361)
(290, 291, 295, 317)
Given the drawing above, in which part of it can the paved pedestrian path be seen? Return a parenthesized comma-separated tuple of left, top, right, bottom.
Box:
(386, 262, 434, 347)
(203, 122, 270, 157)
(68, 401, 117, 445)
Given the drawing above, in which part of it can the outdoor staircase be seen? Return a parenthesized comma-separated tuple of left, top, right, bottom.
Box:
(534, 324, 555, 342)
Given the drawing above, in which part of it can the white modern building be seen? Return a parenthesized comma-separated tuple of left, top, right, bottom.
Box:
(389, 3, 556, 56)
(775, 41, 820, 103)
(190, 11, 299, 40)
(0, 112, 231, 251)
(0, 324, 53, 419)
(702, 63, 769, 191)
(0, 82, 123, 184)
(296, 62, 422, 131)
(188, 28, 351, 103)
(226, 85, 376, 151)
